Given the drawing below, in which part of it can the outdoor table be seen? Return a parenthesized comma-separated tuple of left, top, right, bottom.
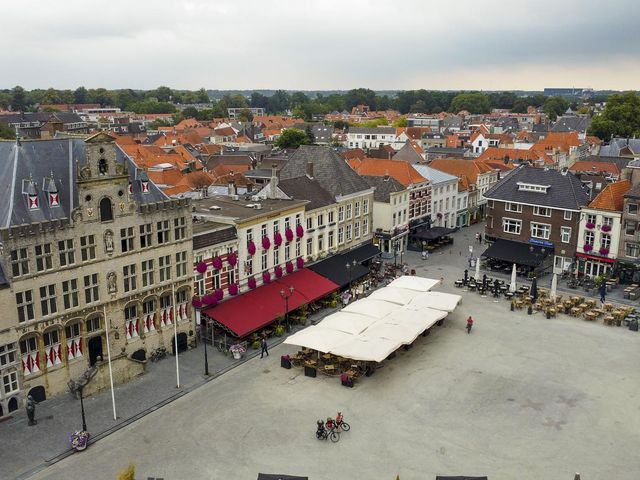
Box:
(584, 311, 597, 321)
(515, 300, 524, 309)
(604, 303, 614, 312)
(322, 353, 332, 361)
(455, 280, 463, 288)
(586, 299, 596, 308)
(305, 359, 317, 367)
(570, 307, 581, 317)
(500, 285, 508, 292)
(468, 284, 476, 291)
(604, 315, 615, 326)
(571, 296, 581, 305)
(579, 303, 588, 310)
(505, 292, 514, 300)
(546, 307, 557, 317)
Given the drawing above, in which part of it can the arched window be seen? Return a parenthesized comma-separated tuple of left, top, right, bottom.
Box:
(99, 197, 113, 222)
(19, 335, 40, 376)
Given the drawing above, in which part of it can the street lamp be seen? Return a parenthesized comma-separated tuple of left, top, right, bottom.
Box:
(393, 240, 398, 266)
(78, 385, 87, 432)
(346, 259, 357, 296)
(191, 295, 208, 376)
(280, 286, 295, 333)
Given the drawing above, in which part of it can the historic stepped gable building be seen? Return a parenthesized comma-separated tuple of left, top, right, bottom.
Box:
(0, 132, 193, 413)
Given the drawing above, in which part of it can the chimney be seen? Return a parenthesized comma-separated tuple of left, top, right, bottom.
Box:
(269, 163, 278, 199)
(306, 161, 314, 179)
(228, 171, 236, 196)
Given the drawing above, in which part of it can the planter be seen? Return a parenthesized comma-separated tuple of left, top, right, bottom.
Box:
(252, 340, 261, 350)
(70, 430, 90, 451)
(196, 262, 207, 274)
(285, 228, 294, 242)
(247, 242, 256, 256)
(583, 244, 593, 252)
(586, 222, 595, 230)
(232, 350, 242, 360)
(212, 257, 223, 270)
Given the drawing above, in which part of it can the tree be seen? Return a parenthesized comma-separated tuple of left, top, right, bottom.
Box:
(181, 107, 199, 119)
(196, 88, 210, 103)
(250, 92, 269, 110)
(238, 108, 254, 122)
(275, 129, 310, 149)
(0, 123, 16, 139)
(305, 125, 315, 144)
(344, 88, 377, 111)
(74, 86, 88, 104)
(450, 92, 491, 114)
(489, 91, 517, 110)
(588, 91, 640, 140)
(154, 86, 173, 102)
(268, 90, 291, 114)
(511, 98, 530, 113)
(543, 96, 569, 121)
(393, 117, 408, 127)
(332, 120, 349, 130)
(11, 86, 27, 111)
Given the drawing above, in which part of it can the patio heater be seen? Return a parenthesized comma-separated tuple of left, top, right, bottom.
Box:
(346, 259, 357, 296)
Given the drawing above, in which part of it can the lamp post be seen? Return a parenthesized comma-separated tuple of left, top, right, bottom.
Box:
(346, 259, 357, 296)
(78, 385, 87, 432)
(192, 295, 208, 376)
(393, 240, 398, 266)
(280, 286, 295, 333)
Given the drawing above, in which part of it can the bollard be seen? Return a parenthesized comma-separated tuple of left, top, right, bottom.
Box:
(527, 305, 532, 315)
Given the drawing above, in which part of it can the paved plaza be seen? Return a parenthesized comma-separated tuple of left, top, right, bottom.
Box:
(5, 224, 640, 479)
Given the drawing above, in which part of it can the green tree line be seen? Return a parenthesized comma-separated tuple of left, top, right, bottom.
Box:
(1, 85, 612, 122)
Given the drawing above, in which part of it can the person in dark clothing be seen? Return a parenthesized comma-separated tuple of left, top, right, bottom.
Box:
(478, 233, 483, 244)
(260, 337, 269, 358)
(599, 282, 607, 304)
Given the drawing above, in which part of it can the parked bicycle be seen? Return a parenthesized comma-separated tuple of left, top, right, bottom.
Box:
(149, 346, 167, 362)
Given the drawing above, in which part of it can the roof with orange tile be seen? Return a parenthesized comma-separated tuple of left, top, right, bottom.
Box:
(163, 185, 193, 196)
(569, 161, 620, 176)
(586, 135, 603, 145)
(348, 158, 427, 187)
(588, 180, 631, 211)
(339, 148, 367, 161)
(534, 132, 582, 153)
(147, 168, 184, 187)
(429, 158, 495, 184)
(477, 147, 554, 166)
(198, 144, 224, 155)
(175, 118, 201, 131)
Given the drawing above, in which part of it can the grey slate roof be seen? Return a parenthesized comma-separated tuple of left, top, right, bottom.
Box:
(279, 145, 371, 198)
(193, 224, 237, 249)
(0, 138, 166, 228)
(551, 115, 591, 133)
(392, 141, 423, 164)
(484, 166, 589, 210)
(624, 183, 640, 200)
(278, 176, 336, 211)
(598, 138, 640, 157)
(0, 111, 85, 125)
(361, 175, 406, 203)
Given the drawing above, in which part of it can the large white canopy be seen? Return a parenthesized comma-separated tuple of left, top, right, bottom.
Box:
(342, 298, 402, 318)
(318, 311, 378, 335)
(283, 325, 353, 353)
(283, 275, 460, 363)
(329, 336, 399, 363)
(367, 287, 424, 305)
(387, 276, 440, 292)
(406, 291, 462, 312)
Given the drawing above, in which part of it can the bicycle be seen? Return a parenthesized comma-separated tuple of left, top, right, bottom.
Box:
(335, 413, 350, 432)
(149, 346, 167, 362)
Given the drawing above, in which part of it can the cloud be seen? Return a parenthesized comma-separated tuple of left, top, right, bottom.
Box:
(2, 0, 639, 90)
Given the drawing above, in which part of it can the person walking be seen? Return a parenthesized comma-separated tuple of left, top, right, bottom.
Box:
(466, 316, 474, 334)
(599, 282, 607, 304)
(260, 336, 269, 358)
(478, 233, 483, 244)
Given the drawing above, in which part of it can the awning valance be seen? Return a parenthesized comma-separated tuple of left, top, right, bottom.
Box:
(482, 239, 553, 267)
(411, 226, 456, 241)
(343, 242, 381, 263)
(202, 269, 338, 338)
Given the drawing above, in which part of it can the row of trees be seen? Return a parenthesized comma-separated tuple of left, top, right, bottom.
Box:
(2, 85, 602, 120)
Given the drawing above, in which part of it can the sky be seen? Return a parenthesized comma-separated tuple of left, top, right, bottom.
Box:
(3, 0, 640, 91)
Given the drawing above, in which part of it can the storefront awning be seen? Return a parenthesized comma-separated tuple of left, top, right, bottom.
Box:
(202, 269, 338, 338)
(576, 252, 615, 264)
(308, 254, 370, 288)
(481, 239, 553, 267)
(411, 226, 456, 241)
(342, 242, 381, 263)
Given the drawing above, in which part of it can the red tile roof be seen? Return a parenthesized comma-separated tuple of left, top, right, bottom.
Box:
(588, 180, 631, 211)
(569, 161, 620, 176)
(348, 158, 426, 187)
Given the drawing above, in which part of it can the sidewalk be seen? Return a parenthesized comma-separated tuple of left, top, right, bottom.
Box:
(2, 307, 337, 480)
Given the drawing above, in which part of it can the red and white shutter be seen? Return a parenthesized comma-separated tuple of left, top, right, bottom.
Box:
(141, 181, 149, 193)
(45, 344, 62, 368)
(22, 351, 40, 376)
(28, 195, 39, 210)
(144, 313, 155, 333)
(49, 193, 60, 206)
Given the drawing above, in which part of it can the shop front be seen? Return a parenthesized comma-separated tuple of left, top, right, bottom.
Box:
(575, 252, 615, 278)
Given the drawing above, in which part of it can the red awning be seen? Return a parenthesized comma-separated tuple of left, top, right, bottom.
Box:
(202, 269, 339, 338)
(576, 253, 615, 264)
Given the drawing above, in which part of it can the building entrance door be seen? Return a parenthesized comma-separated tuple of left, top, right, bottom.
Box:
(88, 336, 103, 366)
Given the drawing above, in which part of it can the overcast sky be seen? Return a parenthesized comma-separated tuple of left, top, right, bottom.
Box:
(3, 0, 640, 91)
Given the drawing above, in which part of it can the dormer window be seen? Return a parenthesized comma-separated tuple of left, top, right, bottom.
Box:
(23, 178, 39, 210)
(139, 171, 150, 194)
(516, 182, 549, 193)
(43, 174, 59, 207)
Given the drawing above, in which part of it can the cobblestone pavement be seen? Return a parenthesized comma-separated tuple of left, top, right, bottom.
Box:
(7, 222, 640, 479)
(28, 227, 640, 480)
